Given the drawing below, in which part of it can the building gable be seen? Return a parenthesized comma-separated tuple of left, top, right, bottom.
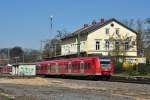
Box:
(61, 18, 138, 41)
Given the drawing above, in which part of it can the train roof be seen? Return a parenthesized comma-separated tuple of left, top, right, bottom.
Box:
(36, 56, 100, 64)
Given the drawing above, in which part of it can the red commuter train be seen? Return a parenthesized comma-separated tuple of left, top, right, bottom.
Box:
(36, 56, 114, 80)
(0, 65, 12, 74)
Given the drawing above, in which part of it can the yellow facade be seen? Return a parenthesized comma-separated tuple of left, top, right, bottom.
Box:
(61, 20, 137, 57)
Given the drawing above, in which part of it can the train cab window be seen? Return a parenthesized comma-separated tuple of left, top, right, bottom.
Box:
(100, 59, 111, 68)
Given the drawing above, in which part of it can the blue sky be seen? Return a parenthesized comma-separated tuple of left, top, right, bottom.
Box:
(0, 0, 149, 49)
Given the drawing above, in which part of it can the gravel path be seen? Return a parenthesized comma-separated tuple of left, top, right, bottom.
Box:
(0, 77, 149, 100)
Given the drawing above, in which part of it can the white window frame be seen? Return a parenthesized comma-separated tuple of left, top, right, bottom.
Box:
(105, 40, 110, 50)
(106, 28, 109, 34)
(116, 28, 120, 35)
(95, 40, 100, 50)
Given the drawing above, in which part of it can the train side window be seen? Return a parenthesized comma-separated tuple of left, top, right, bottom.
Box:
(59, 64, 61, 70)
(51, 64, 54, 71)
(88, 63, 91, 69)
(42, 66, 44, 70)
(85, 62, 91, 70)
(69, 63, 72, 70)
(65, 64, 68, 70)
(55, 63, 59, 71)
(48, 64, 51, 71)
(44, 66, 46, 70)
(60, 64, 64, 70)
(36, 66, 38, 70)
(85, 63, 87, 69)
(45, 66, 48, 70)
(38, 66, 40, 70)
(62, 64, 65, 70)
(72, 64, 74, 70)
(80, 62, 84, 71)
(40, 66, 42, 70)
(77, 63, 80, 69)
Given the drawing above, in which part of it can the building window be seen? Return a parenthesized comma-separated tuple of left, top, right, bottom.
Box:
(116, 28, 119, 35)
(132, 41, 135, 45)
(125, 41, 129, 50)
(105, 40, 110, 50)
(115, 41, 120, 50)
(96, 41, 100, 50)
(111, 23, 114, 27)
(106, 28, 109, 34)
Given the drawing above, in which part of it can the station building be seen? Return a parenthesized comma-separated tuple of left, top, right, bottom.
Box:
(61, 18, 139, 63)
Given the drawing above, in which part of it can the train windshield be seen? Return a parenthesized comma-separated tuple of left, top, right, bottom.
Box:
(100, 59, 111, 68)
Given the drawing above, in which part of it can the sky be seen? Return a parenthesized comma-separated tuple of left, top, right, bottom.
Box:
(0, 0, 150, 50)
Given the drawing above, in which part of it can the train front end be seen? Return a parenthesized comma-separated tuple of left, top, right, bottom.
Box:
(99, 58, 114, 79)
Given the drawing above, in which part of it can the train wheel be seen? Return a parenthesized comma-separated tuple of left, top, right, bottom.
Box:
(103, 75, 111, 80)
(99, 76, 103, 80)
(106, 75, 111, 80)
(94, 76, 100, 81)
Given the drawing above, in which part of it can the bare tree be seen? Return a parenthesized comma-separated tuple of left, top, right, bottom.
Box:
(43, 38, 61, 58)
(109, 33, 134, 63)
(136, 19, 144, 55)
(42, 29, 69, 58)
(10, 46, 24, 63)
(23, 49, 41, 63)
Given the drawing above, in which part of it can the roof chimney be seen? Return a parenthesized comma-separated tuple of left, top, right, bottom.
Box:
(92, 20, 97, 25)
(100, 18, 105, 24)
(84, 24, 88, 28)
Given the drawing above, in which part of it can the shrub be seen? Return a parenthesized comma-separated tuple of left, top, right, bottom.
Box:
(114, 62, 123, 73)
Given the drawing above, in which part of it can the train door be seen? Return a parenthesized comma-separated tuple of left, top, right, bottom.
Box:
(55, 63, 59, 74)
(68, 62, 72, 73)
(48, 63, 50, 74)
(80, 61, 84, 74)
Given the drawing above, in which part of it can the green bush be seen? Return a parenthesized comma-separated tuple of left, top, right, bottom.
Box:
(128, 64, 150, 76)
(114, 62, 150, 76)
(114, 62, 123, 73)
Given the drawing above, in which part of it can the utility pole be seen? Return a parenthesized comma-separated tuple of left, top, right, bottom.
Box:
(55, 44, 56, 56)
(77, 33, 80, 56)
(7, 48, 10, 64)
(22, 52, 24, 63)
(40, 40, 43, 60)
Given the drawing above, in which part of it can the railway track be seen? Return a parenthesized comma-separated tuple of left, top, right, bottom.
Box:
(0, 74, 150, 85)
(44, 75, 150, 84)
(109, 76, 150, 84)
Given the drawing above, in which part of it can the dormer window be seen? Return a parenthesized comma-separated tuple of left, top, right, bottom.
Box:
(106, 28, 109, 34)
(116, 28, 119, 35)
